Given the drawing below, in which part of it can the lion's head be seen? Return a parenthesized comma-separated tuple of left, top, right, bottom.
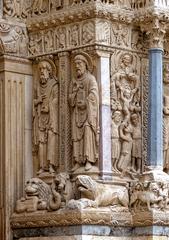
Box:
(76, 175, 97, 200)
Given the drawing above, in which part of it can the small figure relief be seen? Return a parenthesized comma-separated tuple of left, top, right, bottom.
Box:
(68, 53, 99, 173)
(111, 111, 122, 173)
(118, 121, 133, 176)
(96, 21, 110, 45)
(50, 0, 63, 11)
(55, 27, 66, 50)
(28, 34, 43, 56)
(130, 113, 142, 173)
(110, 52, 141, 179)
(33, 59, 59, 175)
(32, 0, 46, 15)
(69, 25, 79, 47)
(111, 24, 130, 48)
(3, 0, 30, 18)
(3, 0, 14, 17)
(130, 181, 169, 212)
(82, 22, 95, 45)
(67, 175, 129, 210)
(44, 30, 54, 52)
(0, 24, 28, 56)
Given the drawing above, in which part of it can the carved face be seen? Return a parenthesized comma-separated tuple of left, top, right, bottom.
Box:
(38, 61, 52, 84)
(131, 114, 138, 126)
(74, 59, 86, 78)
(122, 54, 132, 67)
(113, 111, 121, 124)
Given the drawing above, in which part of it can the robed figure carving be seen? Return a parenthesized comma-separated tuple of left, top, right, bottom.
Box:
(69, 53, 99, 172)
(33, 60, 59, 174)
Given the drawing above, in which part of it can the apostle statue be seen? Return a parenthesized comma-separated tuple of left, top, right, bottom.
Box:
(69, 53, 99, 172)
(33, 60, 59, 174)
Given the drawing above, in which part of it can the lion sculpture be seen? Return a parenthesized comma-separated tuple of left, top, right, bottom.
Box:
(67, 175, 129, 210)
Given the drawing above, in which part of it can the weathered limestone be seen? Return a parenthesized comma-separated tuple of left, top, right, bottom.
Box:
(1, 0, 169, 240)
(0, 55, 32, 240)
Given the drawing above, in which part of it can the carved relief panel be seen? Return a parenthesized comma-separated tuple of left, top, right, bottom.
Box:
(110, 50, 142, 179)
(0, 22, 28, 56)
(69, 52, 100, 175)
(32, 57, 59, 175)
(28, 20, 96, 57)
(111, 23, 131, 48)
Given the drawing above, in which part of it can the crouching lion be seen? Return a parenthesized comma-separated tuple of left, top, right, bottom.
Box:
(16, 178, 62, 213)
(67, 175, 129, 209)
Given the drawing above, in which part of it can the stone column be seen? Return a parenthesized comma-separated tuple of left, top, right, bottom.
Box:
(148, 48, 163, 168)
(96, 51, 112, 180)
(147, 20, 166, 170)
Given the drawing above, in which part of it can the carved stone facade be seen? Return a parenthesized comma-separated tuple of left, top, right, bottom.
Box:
(1, 1, 169, 240)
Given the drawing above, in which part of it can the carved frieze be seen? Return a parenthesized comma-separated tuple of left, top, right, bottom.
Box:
(28, 20, 96, 57)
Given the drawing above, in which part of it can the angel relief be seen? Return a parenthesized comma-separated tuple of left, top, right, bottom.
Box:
(110, 52, 142, 179)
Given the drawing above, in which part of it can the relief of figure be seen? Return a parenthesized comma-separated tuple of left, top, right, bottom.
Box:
(114, 53, 139, 101)
(55, 28, 66, 49)
(111, 111, 122, 173)
(112, 24, 129, 47)
(32, 0, 45, 15)
(120, 87, 137, 122)
(130, 113, 141, 173)
(111, 52, 141, 179)
(118, 121, 133, 176)
(163, 96, 169, 174)
(69, 53, 99, 172)
(3, 0, 14, 16)
(50, 0, 63, 10)
(33, 60, 59, 175)
(44, 30, 54, 52)
(70, 25, 79, 47)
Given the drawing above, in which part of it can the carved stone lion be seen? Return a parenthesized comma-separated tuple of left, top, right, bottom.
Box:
(16, 178, 62, 213)
(68, 175, 129, 209)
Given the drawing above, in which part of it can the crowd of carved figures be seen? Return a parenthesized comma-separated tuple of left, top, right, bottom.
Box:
(111, 52, 142, 178)
(14, 52, 169, 218)
(3, 0, 145, 20)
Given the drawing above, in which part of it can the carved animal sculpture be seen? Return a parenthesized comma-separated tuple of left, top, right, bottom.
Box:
(69, 175, 129, 209)
(49, 172, 73, 210)
(130, 182, 164, 211)
(16, 178, 62, 213)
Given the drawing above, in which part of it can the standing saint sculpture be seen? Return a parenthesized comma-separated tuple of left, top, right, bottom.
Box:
(69, 53, 99, 172)
(33, 60, 59, 174)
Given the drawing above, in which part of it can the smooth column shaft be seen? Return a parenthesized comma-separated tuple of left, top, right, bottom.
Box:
(148, 48, 163, 167)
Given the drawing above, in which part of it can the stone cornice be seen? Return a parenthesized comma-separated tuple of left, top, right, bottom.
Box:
(26, 2, 134, 32)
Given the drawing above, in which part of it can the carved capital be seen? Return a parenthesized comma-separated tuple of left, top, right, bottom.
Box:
(141, 19, 166, 49)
